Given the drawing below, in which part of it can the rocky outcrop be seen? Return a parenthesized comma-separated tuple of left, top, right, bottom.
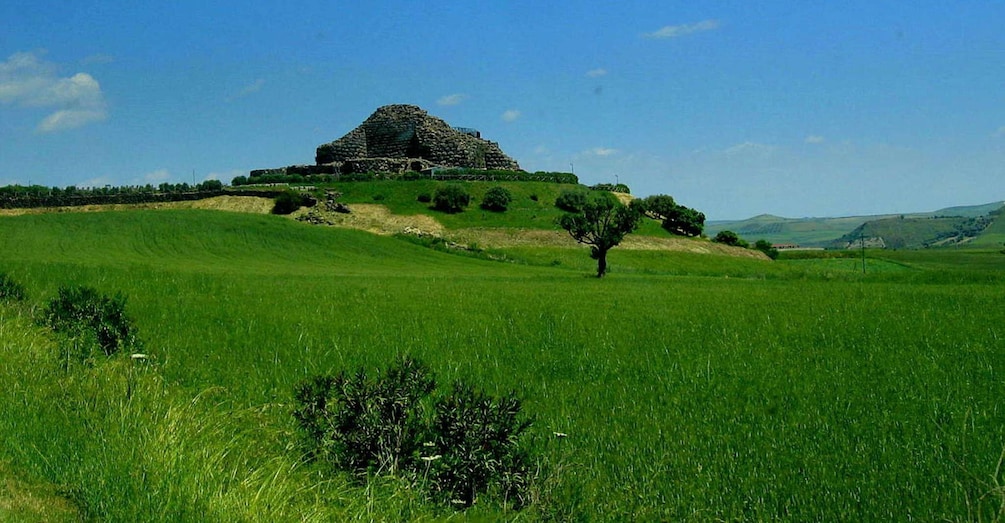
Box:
(315, 104, 520, 170)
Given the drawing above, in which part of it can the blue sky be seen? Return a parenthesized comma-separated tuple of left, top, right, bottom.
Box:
(1, 1, 1003, 220)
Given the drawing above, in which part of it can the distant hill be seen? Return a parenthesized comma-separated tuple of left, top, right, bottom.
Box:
(706, 201, 1005, 248)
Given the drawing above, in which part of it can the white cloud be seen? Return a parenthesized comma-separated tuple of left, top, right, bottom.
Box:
(589, 147, 618, 157)
(804, 135, 825, 144)
(0, 51, 108, 132)
(643, 19, 720, 39)
(437, 93, 468, 106)
(533, 145, 550, 155)
(501, 109, 521, 122)
(586, 68, 607, 78)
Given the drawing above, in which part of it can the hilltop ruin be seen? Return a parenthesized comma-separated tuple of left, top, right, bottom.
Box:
(252, 104, 520, 177)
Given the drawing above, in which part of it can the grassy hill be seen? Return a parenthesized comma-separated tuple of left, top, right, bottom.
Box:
(1, 207, 1004, 520)
(707, 201, 1005, 248)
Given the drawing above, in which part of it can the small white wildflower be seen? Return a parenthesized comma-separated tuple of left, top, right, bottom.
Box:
(553, 432, 568, 438)
(421, 455, 442, 462)
(130, 353, 148, 360)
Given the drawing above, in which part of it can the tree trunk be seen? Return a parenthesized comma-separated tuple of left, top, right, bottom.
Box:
(596, 248, 608, 278)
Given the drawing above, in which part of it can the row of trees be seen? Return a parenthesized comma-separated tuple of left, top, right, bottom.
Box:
(0, 181, 226, 209)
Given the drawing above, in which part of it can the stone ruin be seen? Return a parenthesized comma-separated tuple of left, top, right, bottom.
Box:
(252, 104, 521, 178)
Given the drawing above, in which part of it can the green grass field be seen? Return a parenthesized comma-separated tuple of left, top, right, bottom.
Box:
(1, 209, 1004, 521)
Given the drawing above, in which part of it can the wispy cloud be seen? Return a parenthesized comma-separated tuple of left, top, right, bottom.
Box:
(724, 141, 777, 158)
(143, 169, 172, 183)
(206, 169, 244, 182)
(804, 135, 825, 144)
(994, 126, 1005, 138)
(76, 176, 113, 188)
(228, 79, 265, 101)
(589, 147, 619, 157)
(0, 51, 108, 132)
(586, 68, 607, 78)
(501, 109, 521, 122)
(643, 19, 720, 39)
(82, 54, 115, 65)
(437, 93, 468, 106)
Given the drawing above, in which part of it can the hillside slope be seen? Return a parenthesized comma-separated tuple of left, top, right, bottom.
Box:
(707, 201, 1005, 247)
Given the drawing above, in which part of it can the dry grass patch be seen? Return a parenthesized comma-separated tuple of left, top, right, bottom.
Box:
(0, 196, 275, 217)
(0, 466, 78, 522)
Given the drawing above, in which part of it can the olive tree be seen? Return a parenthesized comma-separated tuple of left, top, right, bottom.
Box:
(558, 197, 641, 278)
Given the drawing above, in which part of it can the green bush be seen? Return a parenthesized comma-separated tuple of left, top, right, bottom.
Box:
(293, 356, 534, 510)
(0, 272, 26, 302)
(554, 190, 588, 213)
(480, 186, 513, 212)
(755, 239, 780, 260)
(417, 192, 432, 203)
(713, 230, 747, 248)
(41, 286, 137, 358)
(427, 381, 532, 507)
(294, 356, 434, 474)
(433, 185, 471, 214)
(272, 191, 306, 215)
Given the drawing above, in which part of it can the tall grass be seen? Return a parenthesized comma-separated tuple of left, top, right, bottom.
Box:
(1, 209, 1003, 520)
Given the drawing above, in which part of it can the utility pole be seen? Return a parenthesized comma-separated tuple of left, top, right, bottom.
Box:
(860, 229, 867, 274)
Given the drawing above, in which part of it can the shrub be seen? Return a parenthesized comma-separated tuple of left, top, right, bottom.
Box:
(272, 191, 306, 215)
(754, 239, 779, 260)
(417, 192, 432, 203)
(554, 190, 588, 213)
(713, 230, 747, 248)
(41, 286, 137, 357)
(0, 273, 26, 302)
(293, 356, 535, 510)
(294, 356, 434, 474)
(433, 185, 471, 214)
(427, 381, 532, 507)
(480, 186, 513, 212)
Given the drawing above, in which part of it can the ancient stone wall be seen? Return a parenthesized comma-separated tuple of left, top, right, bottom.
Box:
(315, 105, 520, 170)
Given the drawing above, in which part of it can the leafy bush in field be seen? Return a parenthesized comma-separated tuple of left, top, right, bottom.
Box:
(433, 185, 471, 214)
(294, 356, 434, 474)
(41, 286, 137, 358)
(272, 191, 307, 215)
(293, 356, 534, 509)
(417, 192, 432, 203)
(755, 239, 780, 259)
(480, 186, 513, 212)
(637, 194, 706, 237)
(554, 190, 588, 213)
(713, 230, 748, 248)
(427, 381, 532, 507)
(0, 273, 26, 302)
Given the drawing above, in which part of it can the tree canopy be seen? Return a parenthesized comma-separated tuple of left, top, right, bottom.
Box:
(558, 196, 641, 277)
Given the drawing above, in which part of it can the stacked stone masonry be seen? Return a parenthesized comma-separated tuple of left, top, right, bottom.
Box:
(315, 104, 520, 171)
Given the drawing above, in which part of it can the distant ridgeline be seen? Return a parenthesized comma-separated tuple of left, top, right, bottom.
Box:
(0, 182, 286, 210)
(241, 104, 577, 186)
(830, 211, 1000, 249)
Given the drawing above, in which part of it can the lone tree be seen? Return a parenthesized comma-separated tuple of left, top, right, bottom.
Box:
(559, 196, 641, 277)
